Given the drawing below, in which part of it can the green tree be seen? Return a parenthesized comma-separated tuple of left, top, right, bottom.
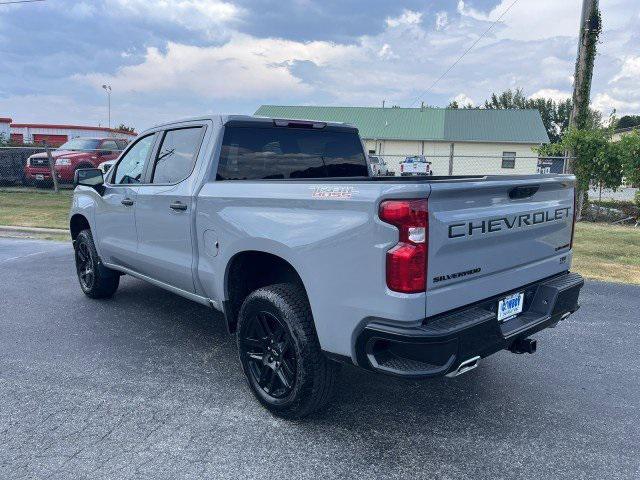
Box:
(483, 88, 528, 109)
(542, 127, 623, 197)
(617, 115, 640, 130)
(447, 100, 475, 109)
(618, 130, 640, 187)
(480, 88, 602, 143)
(116, 123, 136, 133)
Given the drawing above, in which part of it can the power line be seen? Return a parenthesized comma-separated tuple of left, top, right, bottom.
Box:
(408, 0, 520, 107)
(0, 0, 46, 5)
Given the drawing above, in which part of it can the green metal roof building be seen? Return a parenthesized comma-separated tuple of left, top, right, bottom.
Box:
(254, 105, 549, 144)
(254, 105, 549, 175)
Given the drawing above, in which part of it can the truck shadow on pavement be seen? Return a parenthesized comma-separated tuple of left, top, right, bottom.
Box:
(110, 276, 542, 431)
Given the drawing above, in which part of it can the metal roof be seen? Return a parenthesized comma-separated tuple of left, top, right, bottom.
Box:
(254, 105, 549, 144)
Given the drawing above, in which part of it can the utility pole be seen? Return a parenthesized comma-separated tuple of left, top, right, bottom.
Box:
(567, 0, 601, 219)
(569, 0, 600, 132)
(102, 84, 112, 129)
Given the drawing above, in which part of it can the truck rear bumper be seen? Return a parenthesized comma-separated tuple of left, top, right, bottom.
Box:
(354, 272, 584, 379)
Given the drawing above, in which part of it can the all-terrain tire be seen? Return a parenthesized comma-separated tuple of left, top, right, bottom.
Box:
(74, 229, 120, 299)
(237, 283, 339, 419)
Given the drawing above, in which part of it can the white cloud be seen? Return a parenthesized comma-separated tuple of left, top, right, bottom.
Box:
(386, 9, 422, 28)
(12, 0, 639, 128)
(435, 11, 448, 31)
(592, 92, 640, 115)
(593, 55, 640, 115)
(452, 93, 474, 106)
(456, 1, 486, 20)
(73, 0, 640, 122)
(458, 0, 582, 41)
(611, 56, 640, 82)
(105, 0, 242, 38)
(530, 89, 571, 103)
(378, 44, 394, 59)
(76, 34, 356, 100)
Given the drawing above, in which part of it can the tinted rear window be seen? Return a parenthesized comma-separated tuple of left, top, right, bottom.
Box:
(216, 126, 368, 180)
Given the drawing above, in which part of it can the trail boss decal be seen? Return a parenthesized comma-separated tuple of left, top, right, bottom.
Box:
(310, 186, 359, 199)
(448, 207, 571, 239)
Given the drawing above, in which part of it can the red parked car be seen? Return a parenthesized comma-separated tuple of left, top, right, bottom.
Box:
(24, 137, 128, 185)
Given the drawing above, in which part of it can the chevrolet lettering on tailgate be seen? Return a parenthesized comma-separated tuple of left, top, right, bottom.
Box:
(448, 207, 571, 239)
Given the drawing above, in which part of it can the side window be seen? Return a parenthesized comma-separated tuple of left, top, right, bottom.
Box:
(502, 152, 516, 169)
(151, 127, 204, 184)
(101, 140, 118, 152)
(112, 134, 155, 184)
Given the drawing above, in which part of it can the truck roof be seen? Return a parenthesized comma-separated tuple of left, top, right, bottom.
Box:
(144, 114, 358, 133)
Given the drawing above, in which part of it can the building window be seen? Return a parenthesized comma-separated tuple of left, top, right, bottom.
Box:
(368, 149, 376, 154)
(502, 152, 516, 169)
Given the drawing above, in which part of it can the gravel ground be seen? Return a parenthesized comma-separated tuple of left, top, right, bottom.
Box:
(1, 237, 639, 480)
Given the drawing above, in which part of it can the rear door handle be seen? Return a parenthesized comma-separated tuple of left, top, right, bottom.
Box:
(169, 201, 188, 211)
(121, 198, 134, 206)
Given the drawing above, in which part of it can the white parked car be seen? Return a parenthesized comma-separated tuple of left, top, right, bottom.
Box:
(400, 155, 433, 176)
(98, 159, 116, 174)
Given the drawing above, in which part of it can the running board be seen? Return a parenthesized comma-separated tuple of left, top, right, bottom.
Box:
(103, 262, 221, 311)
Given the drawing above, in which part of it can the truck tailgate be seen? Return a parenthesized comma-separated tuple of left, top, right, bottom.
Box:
(426, 176, 575, 317)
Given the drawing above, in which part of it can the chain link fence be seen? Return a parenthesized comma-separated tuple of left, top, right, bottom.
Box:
(0, 144, 125, 190)
(368, 154, 569, 177)
(1, 145, 571, 191)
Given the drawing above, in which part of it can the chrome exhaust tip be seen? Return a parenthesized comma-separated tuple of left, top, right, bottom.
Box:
(445, 356, 481, 378)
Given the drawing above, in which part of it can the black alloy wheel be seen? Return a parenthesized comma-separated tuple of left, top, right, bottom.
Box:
(75, 240, 95, 290)
(239, 310, 297, 400)
(73, 229, 120, 299)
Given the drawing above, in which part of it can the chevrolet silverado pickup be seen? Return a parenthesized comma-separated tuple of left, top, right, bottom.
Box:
(69, 115, 584, 418)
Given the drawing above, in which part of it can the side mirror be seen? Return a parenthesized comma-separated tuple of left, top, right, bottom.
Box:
(74, 168, 104, 193)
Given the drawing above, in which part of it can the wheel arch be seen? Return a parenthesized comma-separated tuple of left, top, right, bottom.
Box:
(70, 213, 91, 241)
(223, 250, 309, 334)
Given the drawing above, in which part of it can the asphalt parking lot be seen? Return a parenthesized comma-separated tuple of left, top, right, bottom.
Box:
(1, 237, 639, 480)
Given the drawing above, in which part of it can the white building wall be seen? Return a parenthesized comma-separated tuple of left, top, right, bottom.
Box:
(364, 138, 539, 176)
(9, 126, 136, 143)
(450, 142, 538, 175)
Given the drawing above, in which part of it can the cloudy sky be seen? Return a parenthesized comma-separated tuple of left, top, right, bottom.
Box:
(0, 0, 638, 131)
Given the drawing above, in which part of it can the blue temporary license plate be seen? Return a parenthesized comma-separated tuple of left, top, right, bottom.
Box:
(497, 292, 524, 322)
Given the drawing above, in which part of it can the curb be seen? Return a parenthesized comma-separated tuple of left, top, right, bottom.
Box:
(0, 225, 68, 234)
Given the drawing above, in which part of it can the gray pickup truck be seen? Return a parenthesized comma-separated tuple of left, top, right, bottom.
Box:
(69, 115, 584, 418)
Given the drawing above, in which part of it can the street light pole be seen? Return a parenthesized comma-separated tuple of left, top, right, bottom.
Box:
(102, 84, 112, 129)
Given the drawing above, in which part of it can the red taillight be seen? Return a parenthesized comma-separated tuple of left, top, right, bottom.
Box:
(379, 199, 428, 293)
(570, 187, 577, 249)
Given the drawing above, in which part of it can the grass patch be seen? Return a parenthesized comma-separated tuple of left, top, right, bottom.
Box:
(572, 222, 640, 284)
(1, 188, 639, 284)
(0, 188, 72, 229)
